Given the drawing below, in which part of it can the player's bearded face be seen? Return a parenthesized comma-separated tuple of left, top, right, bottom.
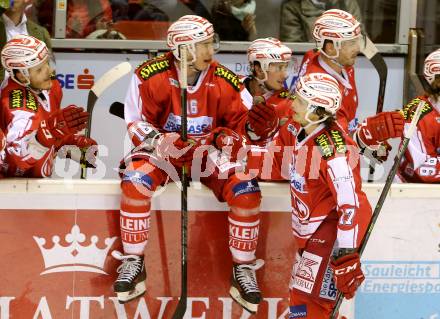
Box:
(337, 37, 361, 67)
(28, 60, 53, 90)
(193, 38, 216, 71)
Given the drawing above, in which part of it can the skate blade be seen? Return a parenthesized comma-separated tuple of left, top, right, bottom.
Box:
(229, 286, 258, 314)
(116, 281, 146, 304)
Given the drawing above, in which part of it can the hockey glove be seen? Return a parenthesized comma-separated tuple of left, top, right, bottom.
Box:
(356, 111, 404, 147)
(330, 253, 365, 299)
(36, 105, 89, 147)
(58, 135, 98, 168)
(247, 96, 279, 141)
(156, 132, 195, 169)
(202, 127, 247, 162)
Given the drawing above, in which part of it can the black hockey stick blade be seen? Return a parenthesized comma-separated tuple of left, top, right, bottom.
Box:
(109, 102, 125, 120)
(330, 101, 425, 319)
(172, 292, 187, 319)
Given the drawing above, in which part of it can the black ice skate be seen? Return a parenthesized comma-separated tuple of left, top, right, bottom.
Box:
(112, 251, 147, 304)
(229, 259, 264, 314)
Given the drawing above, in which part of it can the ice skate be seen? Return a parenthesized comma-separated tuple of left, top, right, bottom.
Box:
(112, 251, 147, 304)
(229, 259, 264, 314)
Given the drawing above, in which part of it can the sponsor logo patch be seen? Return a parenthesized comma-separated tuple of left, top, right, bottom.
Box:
(292, 251, 322, 294)
(137, 55, 170, 80)
(289, 305, 307, 318)
(329, 130, 346, 154)
(232, 180, 260, 197)
(278, 90, 296, 100)
(319, 262, 338, 300)
(402, 98, 432, 121)
(315, 133, 334, 159)
(290, 165, 306, 193)
(214, 65, 240, 91)
(26, 90, 38, 112)
(163, 113, 213, 134)
(123, 171, 153, 189)
(9, 89, 24, 109)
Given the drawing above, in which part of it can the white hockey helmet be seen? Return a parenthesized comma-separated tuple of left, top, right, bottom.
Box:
(167, 15, 217, 61)
(312, 9, 361, 57)
(1, 34, 49, 86)
(247, 37, 292, 72)
(295, 72, 342, 125)
(423, 48, 440, 85)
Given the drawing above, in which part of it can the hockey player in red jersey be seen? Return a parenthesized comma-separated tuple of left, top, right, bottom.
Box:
(112, 15, 279, 313)
(298, 9, 404, 162)
(267, 73, 371, 318)
(0, 34, 96, 177)
(240, 37, 296, 179)
(397, 48, 440, 183)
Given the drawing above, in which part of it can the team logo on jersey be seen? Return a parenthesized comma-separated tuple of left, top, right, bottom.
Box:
(329, 130, 346, 154)
(214, 65, 240, 92)
(402, 98, 432, 121)
(278, 90, 296, 101)
(9, 89, 24, 109)
(138, 56, 170, 80)
(26, 90, 38, 112)
(315, 133, 334, 159)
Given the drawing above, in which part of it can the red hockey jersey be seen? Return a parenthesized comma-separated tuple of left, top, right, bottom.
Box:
(124, 52, 249, 142)
(398, 96, 440, 183)
(269, 120, 372, 249)
(0, 78, 62, 177)
(298, 50, 359, 134)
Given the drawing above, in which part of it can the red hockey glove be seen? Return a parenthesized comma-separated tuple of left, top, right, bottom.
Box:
(58, 135, 98, 168)
(156, 132, 195, 169)
(357, 111, 404, 146)
(37, 105, 89, 147)
(203, 127, 247, 162)
(247, 96, 279, 141)
(330, 253, 365, 299)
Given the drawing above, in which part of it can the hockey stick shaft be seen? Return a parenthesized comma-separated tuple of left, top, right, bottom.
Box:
(172, 45, 188, 319)
(81, 62, 132, 179)
(330, 101, 425, 319)
(361, 36, 388, 182)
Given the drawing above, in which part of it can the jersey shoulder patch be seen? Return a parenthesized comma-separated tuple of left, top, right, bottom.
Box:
(402, 97, 432, 121)
(9, 88, 38, 112)
(314, 129, 347, 159)
(214, 64, 241, 92)
(136, 54, 171, 81)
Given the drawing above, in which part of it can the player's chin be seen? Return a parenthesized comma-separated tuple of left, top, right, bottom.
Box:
(40, 80, 52, 90)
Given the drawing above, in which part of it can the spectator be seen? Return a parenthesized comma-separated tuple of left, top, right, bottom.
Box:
(111, 0, 169, 22)
(0, 0, 52, 83)
(66, 0, 113, 38)
(211, 0, 257, 41)
(280, 0, 362, 42)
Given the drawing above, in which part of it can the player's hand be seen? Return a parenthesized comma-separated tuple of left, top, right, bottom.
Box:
(203, 127, 247, 162)
(330, 253, 365, 299)
(357, 111, 404, 146)
(37, 105, 89, 147)
(247, 96, 279, 141)
(58, 136, 98, 168)
(157, 132, 195, 168)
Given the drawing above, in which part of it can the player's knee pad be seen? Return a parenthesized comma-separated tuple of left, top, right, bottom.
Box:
(224, 177, 261, 211)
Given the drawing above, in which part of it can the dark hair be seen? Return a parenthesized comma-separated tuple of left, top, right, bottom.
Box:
(315, 106, 336, 127)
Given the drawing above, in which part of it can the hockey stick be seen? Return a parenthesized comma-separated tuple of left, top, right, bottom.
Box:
(80, 62, 132, 179)
(330, 101, 425, 319)
(171, 45, 189, 319)
(360, 36, 388, 182)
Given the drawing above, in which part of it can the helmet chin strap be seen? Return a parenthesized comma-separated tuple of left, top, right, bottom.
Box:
(302, 107, 329, 129)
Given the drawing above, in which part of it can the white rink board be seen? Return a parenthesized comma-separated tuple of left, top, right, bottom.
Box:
(0, 180, 439, 318)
